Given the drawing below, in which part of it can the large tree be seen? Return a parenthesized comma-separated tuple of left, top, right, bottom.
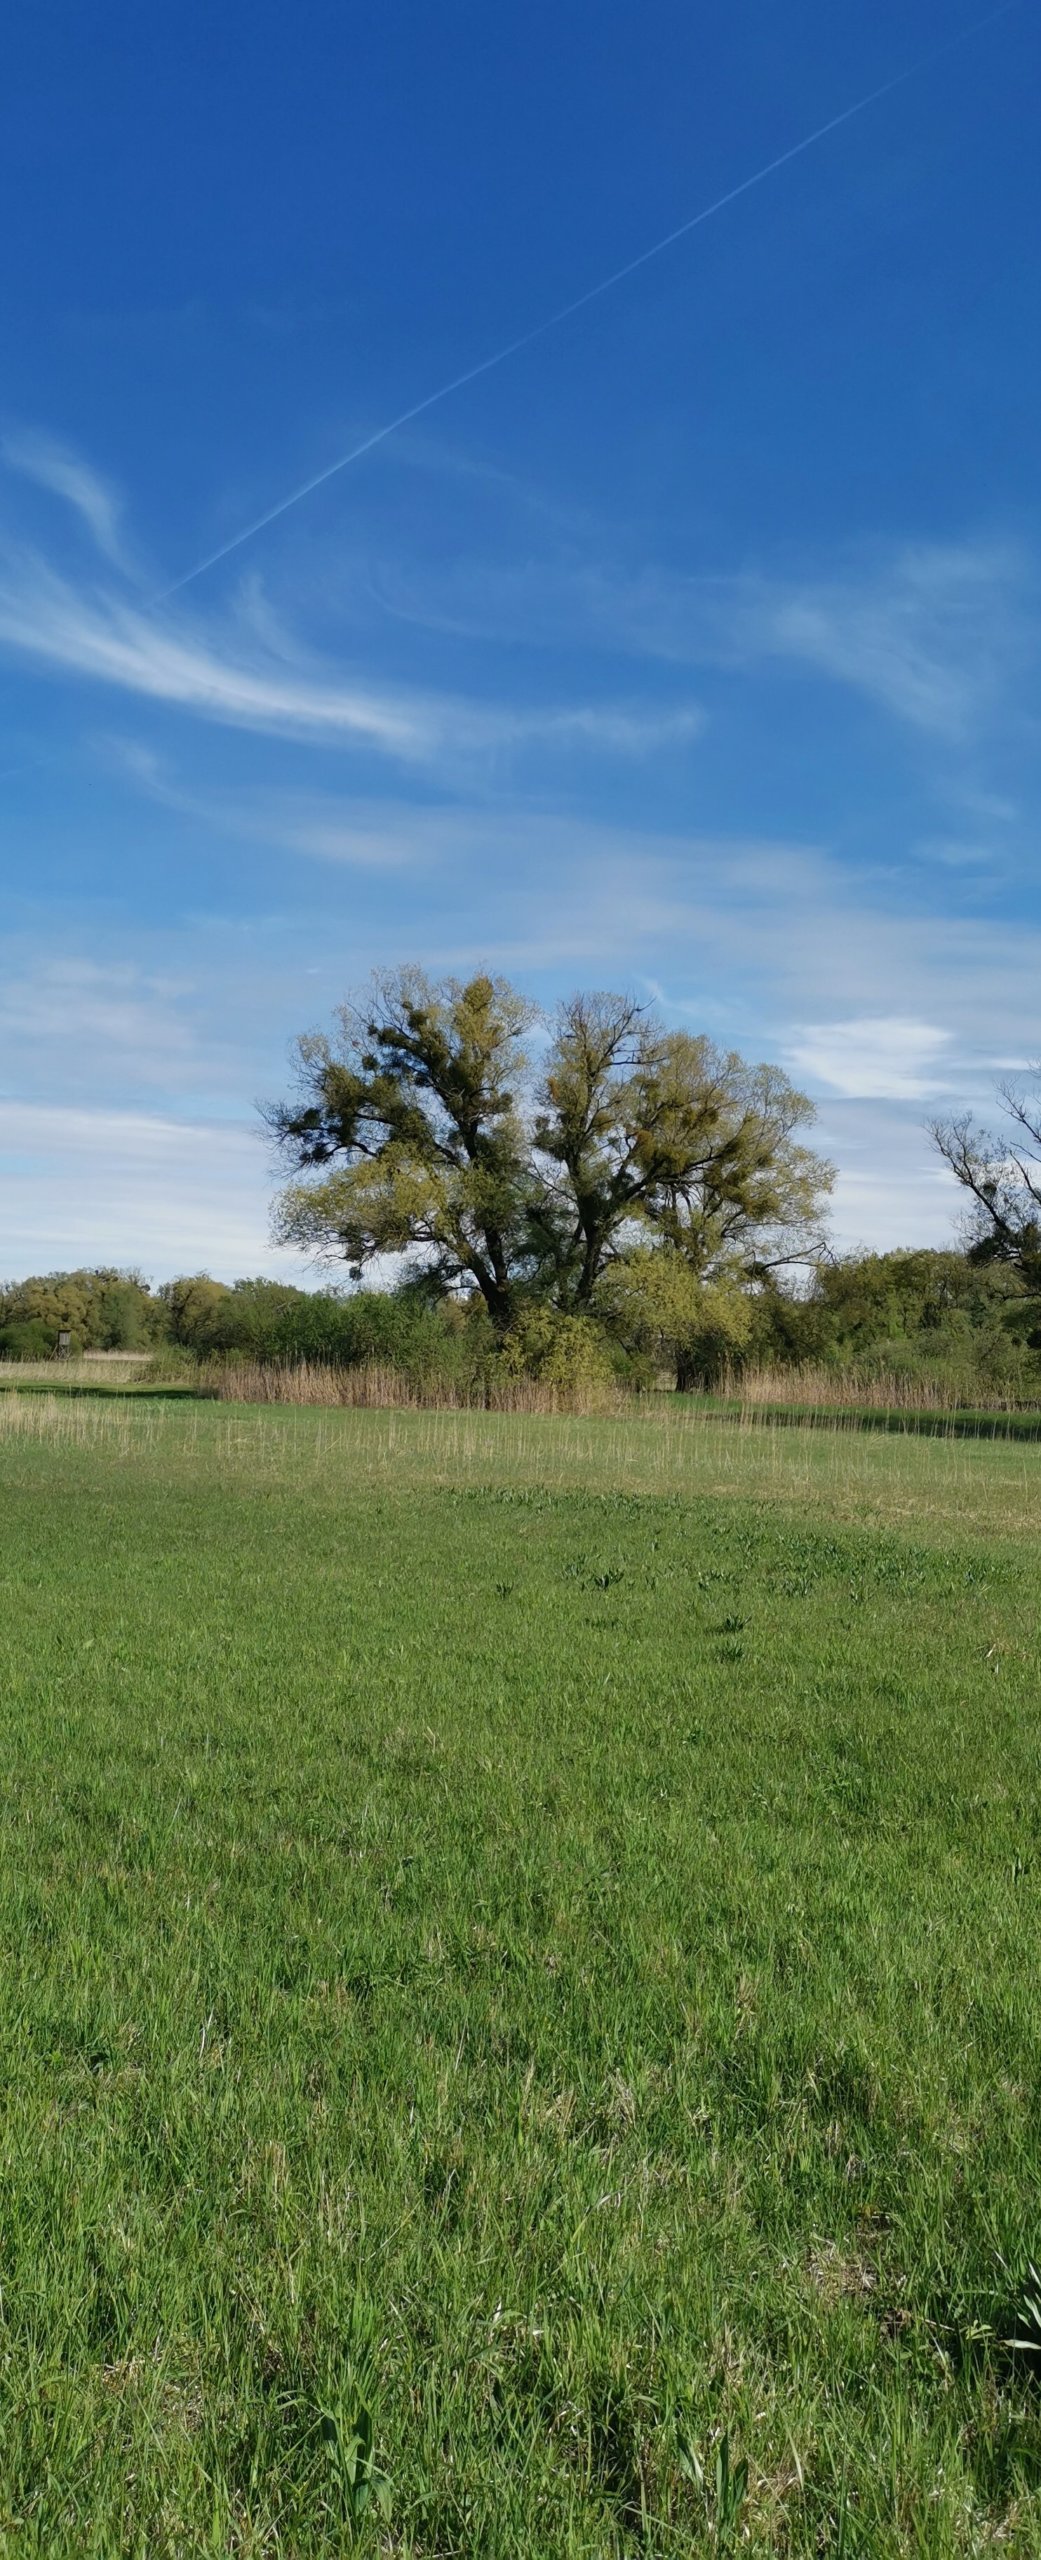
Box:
(269, 969, 832, 1335)
(932, 1081, 1041, 1293)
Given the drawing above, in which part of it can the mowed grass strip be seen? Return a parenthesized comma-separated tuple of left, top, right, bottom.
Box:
(1, 1403, 1041, 2553)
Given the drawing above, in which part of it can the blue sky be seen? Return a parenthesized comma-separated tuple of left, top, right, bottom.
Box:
(2, 0, 1038, 1281)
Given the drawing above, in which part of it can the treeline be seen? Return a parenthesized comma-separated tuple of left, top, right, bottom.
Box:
(0, 1268, 487, 1390)
(2, 1250, 1039, 1399)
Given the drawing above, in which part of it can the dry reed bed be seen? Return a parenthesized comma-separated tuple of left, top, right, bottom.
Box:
(198, 1357, 622, 1415)
(207, 1358, 1041, 1419)
(717, 1361, 1037, 1413)
(0, 1354, 153, 1388)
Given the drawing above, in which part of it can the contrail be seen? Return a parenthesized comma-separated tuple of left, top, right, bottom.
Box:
(161, 0, 1024, 601)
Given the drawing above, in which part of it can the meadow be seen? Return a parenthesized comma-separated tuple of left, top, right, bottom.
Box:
(2, 1394, 1041, 2553)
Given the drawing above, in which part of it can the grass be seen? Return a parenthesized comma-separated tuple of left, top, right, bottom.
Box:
(3, 1397, 1041, 2551)
(692, 1401, 1041, 1446)
(0, 1356, 196, 1399)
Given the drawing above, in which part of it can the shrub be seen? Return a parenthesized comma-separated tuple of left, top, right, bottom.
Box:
(0, 1318, 57, 1360)
(498, 1306, 615, 1391)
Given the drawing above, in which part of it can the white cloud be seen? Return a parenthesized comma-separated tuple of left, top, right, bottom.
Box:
(105, 724, 703, 871)
(0, 1099, 306, 1282)
(0, 940, 294, 1120)
(536, 701, 702, 751)
(806, 1099, 967, 1255)
(3, 425, 1019, 776)
(785, 1017, 954, 1101)
(912, 837, 997, 871)
(2, 429, 130, 570)
(14, 798, 1033, 1097)
(0, 956, 196, 1063)
(827, 1163, 963, 1254)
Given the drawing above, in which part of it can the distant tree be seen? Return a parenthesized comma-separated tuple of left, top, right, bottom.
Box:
(96, 1276, 153, 1349)
(932, 1084, 1041, 1294)
(269, 970, 833, 1339)
(225, 1277, 312, 1345)
(497, 1304, 616, 1391)
(263, 1285, 488, 1381)
(157, 1275, 240, 1354)
(0, 1268, 159, 1355)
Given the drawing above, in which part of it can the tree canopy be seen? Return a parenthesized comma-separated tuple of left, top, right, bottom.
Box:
(269, 968, 833, 1337)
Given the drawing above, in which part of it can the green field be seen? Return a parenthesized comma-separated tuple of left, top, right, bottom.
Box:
(3, 1397, 1041, 2554)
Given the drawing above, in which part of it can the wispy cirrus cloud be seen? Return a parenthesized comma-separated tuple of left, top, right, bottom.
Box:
(105, 742, 428, 870)
(0, 428, 702, 769)
(2, 426, 1016, 774)
(0, 538, 700, 769)
(1, 427, 131, 570)
(0, 545, 450, 755)
(732, 543, 1026, 741)
(370, 534, 1030, 744)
